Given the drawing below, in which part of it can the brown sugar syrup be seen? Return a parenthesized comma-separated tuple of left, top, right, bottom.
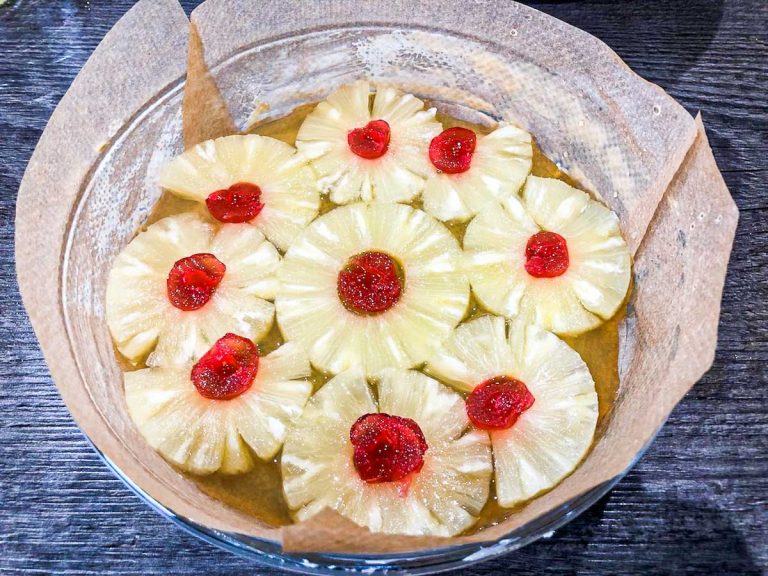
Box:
(122, 105, 625, 532)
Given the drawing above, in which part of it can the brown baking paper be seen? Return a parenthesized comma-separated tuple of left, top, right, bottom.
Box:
(183, 21, 237, 149)
(15, 0, 738, 557)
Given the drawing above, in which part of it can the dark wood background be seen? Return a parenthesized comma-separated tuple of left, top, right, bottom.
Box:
(1, 1, 765, 574)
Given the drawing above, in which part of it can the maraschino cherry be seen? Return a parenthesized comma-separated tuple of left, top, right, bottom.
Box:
(466, 376, 535, 430)
(525, 231, 569, 278)
(348, 120, 391, 160)
(167, 253, 226, 311)
(350, 413, 429, 483)
(337, 251, 403, 314)
(191, 333, 259, 400)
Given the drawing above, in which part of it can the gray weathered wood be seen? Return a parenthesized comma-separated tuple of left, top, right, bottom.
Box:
(0, 0, 765, 573)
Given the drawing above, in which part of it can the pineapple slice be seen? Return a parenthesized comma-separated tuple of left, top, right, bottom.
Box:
(281, 368, 492, 536)
(159, 134, 320, 251)
(426, 315, 598, 507)
(421, 123, 532, 223)
(276, 203, 469, 376)
(106, 213, 280, 366)
(126, 337, 312, 475)
(295, 81, 442, 204)
(464, 176, 631, 336)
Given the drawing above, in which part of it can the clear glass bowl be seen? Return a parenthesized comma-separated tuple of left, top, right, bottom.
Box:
(62, 24, 655, 575)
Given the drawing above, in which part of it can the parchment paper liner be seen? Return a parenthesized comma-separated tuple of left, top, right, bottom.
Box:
(15, 0, 738, 556)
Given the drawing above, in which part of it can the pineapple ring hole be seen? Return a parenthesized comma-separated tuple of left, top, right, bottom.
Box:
(350, 413, 429, 484)
(205, 181, 265, 224)
(166, 253, 226, 311)
(466, 376, 535, 430)
(191, 333, 260, 400)
(347, 119, 391, 160)
(337, 251, 405, 315)
(429, 126, 477, 174)
(525, 230, 569, 278)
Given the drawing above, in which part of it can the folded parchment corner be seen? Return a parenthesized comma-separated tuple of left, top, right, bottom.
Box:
(183, 21, 238, 149)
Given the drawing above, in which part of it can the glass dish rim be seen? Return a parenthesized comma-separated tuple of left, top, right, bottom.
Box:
(81, 425, 661, 574)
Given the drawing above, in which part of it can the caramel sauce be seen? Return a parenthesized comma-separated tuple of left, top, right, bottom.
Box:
(133, 105, 625, 532)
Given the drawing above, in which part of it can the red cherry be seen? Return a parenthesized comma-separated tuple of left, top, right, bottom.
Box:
(166, 253, 226, 311)
(347, 120, 391, 160)
(350, 413, 429, 484)
(337, 251, 403, 315)
(466, 377, 535, 430)
(429, 127, 477, 174)
(206, 182, 264, 223)
(525, 231, 569, 278)
(191, 333, 259, 400)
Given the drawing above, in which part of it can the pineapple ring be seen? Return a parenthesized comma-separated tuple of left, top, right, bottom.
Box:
(464, 176, 631, 336)
(276, 202, 470, 376)
(126, 342, 312, 475)
(426, 315, 598, 507)
(159, 134, 320, 251)
(295, 80, 442, 205)
(106, 213, 280, 366)
(281, 369, 493, 537)
(422, 123, 533, 223)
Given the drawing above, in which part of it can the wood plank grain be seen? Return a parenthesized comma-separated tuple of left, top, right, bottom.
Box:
(0, 0, 765, 574)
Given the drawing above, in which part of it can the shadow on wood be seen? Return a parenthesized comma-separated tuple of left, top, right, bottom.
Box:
(483, 470, 761, 574)
(531, 0, 725, 81)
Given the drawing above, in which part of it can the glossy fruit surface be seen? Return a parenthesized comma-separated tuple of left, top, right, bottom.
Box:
(206, 182, 264, 223)
(350, 413, 428, 483)
(191, 333, 259, 400)
(166, 253, 226, 311)
(347, 119, 391, 160)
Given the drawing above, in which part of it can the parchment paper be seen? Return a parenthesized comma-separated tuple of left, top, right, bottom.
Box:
(15, 0, 738, 556)
(183, 22, 237, 149)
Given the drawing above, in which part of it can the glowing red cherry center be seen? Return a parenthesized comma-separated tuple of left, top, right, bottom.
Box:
(466, 377, 535, 430)
(348, 119, 391, 160)
(191, 333, 259, 400)
(337, 251, 403, 315)
(429, 127, 477, 174)
(350, 413, 429, 484)
(525, 231, 569, 278)
(166, 253, 226, 311)
(206, 182, 265, 223)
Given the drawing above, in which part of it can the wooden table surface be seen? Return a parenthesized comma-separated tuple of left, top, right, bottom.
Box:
(1, 1, 766, 574)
